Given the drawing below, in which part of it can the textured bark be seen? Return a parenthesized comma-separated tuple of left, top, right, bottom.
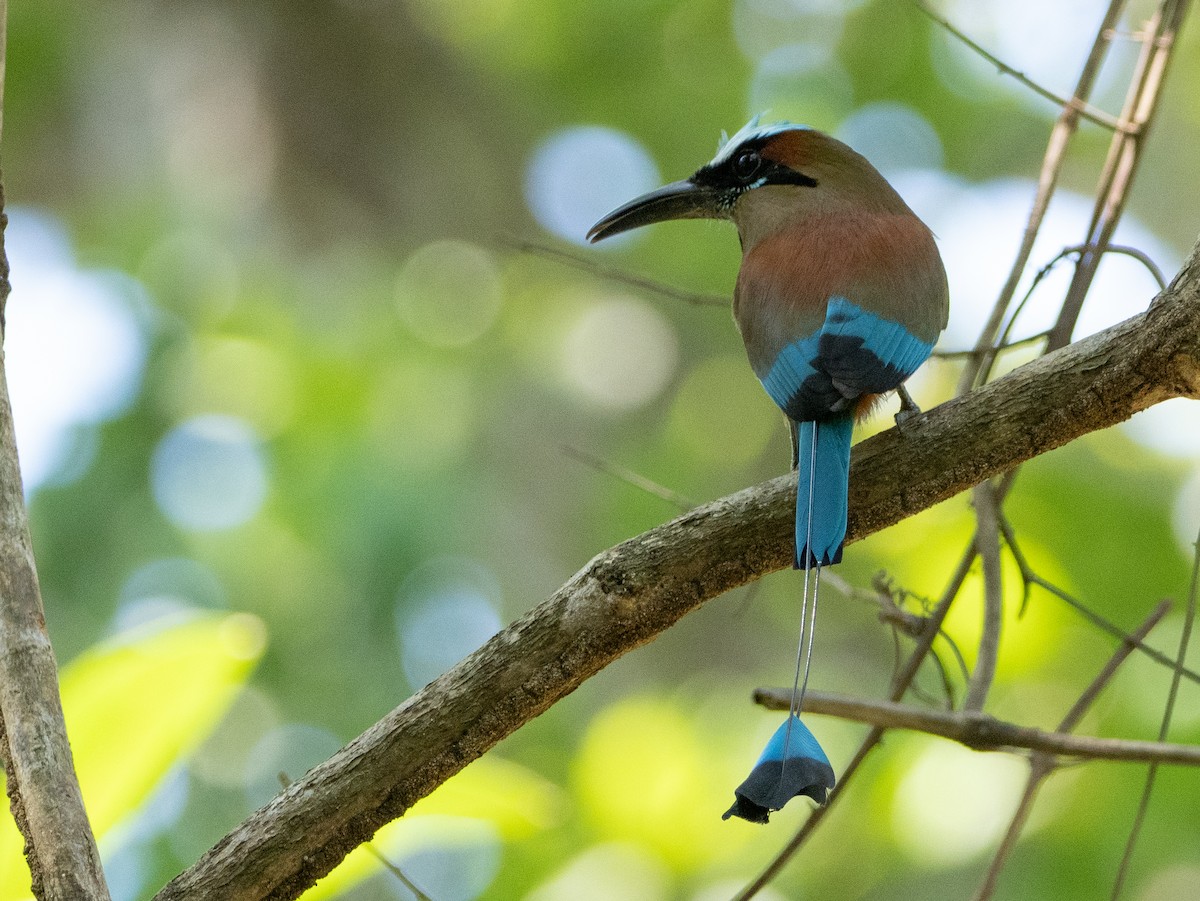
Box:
(154, 237, 1200, 901)
(0, 1, 111, 888)
(0, 207, 111, 898)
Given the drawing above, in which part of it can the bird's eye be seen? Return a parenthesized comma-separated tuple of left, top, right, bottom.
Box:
(732, 150, 761, 183)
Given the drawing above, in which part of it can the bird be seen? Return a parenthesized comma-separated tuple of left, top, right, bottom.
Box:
(587, 117, 948, 823)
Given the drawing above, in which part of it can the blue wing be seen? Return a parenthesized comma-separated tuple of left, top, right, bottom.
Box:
(757, 297, 936, 567)
(760, 296, 935, 422)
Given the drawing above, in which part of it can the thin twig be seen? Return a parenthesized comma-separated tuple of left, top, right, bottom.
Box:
(561, 445, 696, 511)
(1059, 601, 1174, 733)
(913, 0, 1126, 131)
(859, 573, 964, 707)
(753, 685, 1200, 766)
(973, 599, 1172, 901)
(1046, 1, 1189, 352)
(1111, 528, 1200, 898)
(278, 772, 435, 901)
(1001, 517, 1200, 686)
(364, 846, 435, 901)
(996, 243, 1167, 353)
(938, 626, 972, 692)
(932, 331, 1048, 361)
(929, 639, 960, 710)
(499, 236, 728, 307)
(1064, 243, 1168, 290)
(957, 0, 1129, 392)
(966, 481, 1003, 711)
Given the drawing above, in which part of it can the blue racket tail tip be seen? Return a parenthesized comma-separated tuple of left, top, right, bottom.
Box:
(722, 715, 836, 824)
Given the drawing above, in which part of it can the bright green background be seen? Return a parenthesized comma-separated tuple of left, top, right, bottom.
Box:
(3, 1, 1200, 899)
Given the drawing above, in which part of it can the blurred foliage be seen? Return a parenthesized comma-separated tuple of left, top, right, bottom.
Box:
(0, 613, 264, 900)
(3, 0, 1200, 899)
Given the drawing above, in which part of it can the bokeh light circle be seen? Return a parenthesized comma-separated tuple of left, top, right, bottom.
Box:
(559, 295, 679, 411)
(396, 239, 504, 347)
(151, 414, 268, 531)
(396, 557, 503, 691)
(1122, 398, 1200, 460)
(747, 44, 853, 130)
(836, 102, 944, 177)
(892, 740, 1026, 865)
(525, 126, 660, 245)
(6, 208, 149, 492)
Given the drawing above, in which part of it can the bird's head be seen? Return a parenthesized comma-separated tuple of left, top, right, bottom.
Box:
(587, 117, 908, 249)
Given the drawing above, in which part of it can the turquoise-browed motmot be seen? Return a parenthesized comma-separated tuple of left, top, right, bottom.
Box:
(589, 118, 948, 822)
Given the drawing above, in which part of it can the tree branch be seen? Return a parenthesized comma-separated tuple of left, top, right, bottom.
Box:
(974, 598, 1173, 900)
(956, 0, 1129, 392)
(0, 0, 111, 895)
(754, 684, 1200, 766)
(914, 0, 1128, 132)
(1046, 0, 1190, 351)
(154, 236, 1200, 901)
(965, 480, 1003, 711)
(501, 236, 729, 308)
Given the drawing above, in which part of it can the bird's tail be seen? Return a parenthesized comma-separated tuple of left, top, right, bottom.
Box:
(723, 714, 835, 822)
(725, 418, 847, 823)
(723, 562, 837, 824)
(794, 415, 853, 568)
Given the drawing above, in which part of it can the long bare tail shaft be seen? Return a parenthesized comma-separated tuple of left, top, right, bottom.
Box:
(782, 422, 822, 765)
(723, 422, 836, 824)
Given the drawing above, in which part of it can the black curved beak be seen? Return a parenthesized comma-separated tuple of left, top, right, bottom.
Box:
(586, 179, 722, 243)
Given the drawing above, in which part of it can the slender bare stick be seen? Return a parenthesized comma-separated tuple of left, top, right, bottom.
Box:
(1001, 518, 1200, 685)
(994, 243, 1167, 355)
(973, 599, 1172, 901)
(914, 0, 1126, 131)
(561, 445, 696, 511)
(1046, 0, 1190, 352)
(965, 481, 1003, 711)
(1111, 529, 1200, 898)
(956, 0, 1129, 393)
(1058, 601, 1174, 734)
(501, 236, 728, 308)
(752, 686, 1200, 766)
(933, 331, 1048, 361)
(363, 846, 433, 901)
(1053, 244, 1167, 291)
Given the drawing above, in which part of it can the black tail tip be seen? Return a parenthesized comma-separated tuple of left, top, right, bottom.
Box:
(793, 543, 844, 569)
(722, 797, 772, 824)
(722, 758, 836, 823)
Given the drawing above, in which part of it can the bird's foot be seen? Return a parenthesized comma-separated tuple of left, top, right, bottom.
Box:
(894, 385, 921, 432)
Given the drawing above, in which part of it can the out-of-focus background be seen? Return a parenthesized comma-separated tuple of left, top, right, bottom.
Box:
(1, 0, 1199, 899)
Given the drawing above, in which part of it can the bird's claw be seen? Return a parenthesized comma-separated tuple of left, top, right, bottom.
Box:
(894, 384, 921, 432)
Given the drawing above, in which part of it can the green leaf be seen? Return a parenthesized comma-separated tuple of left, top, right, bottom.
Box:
(299, 756, 566, 900)
(0, 612, 266, 900)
